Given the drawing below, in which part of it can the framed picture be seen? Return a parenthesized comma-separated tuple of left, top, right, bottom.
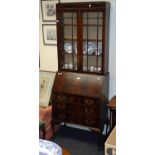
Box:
(39, 71, 56, 107)
(41, 0, 60, 22)
(42, 24, 57, 45)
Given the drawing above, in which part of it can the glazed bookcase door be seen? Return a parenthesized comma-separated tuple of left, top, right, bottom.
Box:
(57, 11, 78, 71)
(82, 12, 103, 73)
(56, 2, 110, 74)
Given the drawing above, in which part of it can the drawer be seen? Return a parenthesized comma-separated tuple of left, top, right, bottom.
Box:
(80, 115, 100, 128)
(53, 94, 67, 102)
(82, 105, 99, 116)
(53, 111, 66, 121)
(67, 96, 79, 103)
(85, 116, 99, 128)
(81, 97, 99, 106)
(80, 97, 100, 116)
(66, 96, 80, 112)
(66, 112, 79, 124)
(66, 103, 79, 112)
(55, 102, 66, 110)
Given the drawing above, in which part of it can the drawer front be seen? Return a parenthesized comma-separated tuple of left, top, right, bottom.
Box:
(80, 97, 100, 116)
(82, 115, 100, 128)
(53, 111, 66, 121)
(52, 94, 101, 128)
(66, 112, 79, 124)
(66, 96, 80, 112)
(53, 111, 100, 128)
(66, 103, 78, 112)
(53, 94, 67, 103)
(66, 113, 99, 128)
(81, 97, 100, 106)
(82, 105, 99, 115)
(67, 96, 79, 103)
(54, 102, 66, 111)
(52, 94, 67, 111)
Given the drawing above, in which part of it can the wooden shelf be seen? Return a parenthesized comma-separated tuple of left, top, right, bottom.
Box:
(83, 39, 102, 41)
(62, 17, 102, 19)
(83, 24, 102, 26)
(64, 38, 102, 42)
(63, 24, 77, 26)
(83, 17, 103, 19)
(64, 52, 102, 56)
(63, 24, 102, 26)
(64, 52, 76, 54)
(64, 38, 77, 41)
(61, 17, 77, 19)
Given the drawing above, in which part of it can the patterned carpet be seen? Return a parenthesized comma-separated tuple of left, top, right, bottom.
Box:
(51, 125, 106, 155)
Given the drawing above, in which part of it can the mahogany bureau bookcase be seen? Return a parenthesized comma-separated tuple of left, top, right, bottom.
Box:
(52, 1, 110, 145)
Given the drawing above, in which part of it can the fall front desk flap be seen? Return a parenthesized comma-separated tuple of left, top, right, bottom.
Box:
(40, 71, 56, 107)
(52, 71, 105, 98)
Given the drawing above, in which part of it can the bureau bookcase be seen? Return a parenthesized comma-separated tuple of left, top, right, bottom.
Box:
(52, 1, 110, 145)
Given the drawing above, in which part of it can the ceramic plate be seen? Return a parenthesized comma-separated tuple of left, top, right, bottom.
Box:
(74, 42, 77, 54)
(39, 139, 62, 155)
(97, 42, 102, 55)
(64, 42, 72, 53)
(84, 42, 96, 55)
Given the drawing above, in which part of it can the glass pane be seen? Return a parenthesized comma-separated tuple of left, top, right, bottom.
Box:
(83, 41, 102, 55)
(64, 26, 77, 40)
(83, 55, 102, 72)
(63, 40, 77, 70)
(96, 41, 103, 56)
(61, 12, 77, 71)
(64, 41, 77, 54)
(83, 18, 102, 25)
(63, 54, 77, 70)
(83, 41, 97, 55)
(63, 12, 77, 18)
(83, 12, 102, 18)
(83, 26, 102, 40)
(82, 12, 103, 73)
(64, 18, 77, 25)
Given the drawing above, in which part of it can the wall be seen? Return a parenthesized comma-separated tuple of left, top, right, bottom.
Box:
(39, 0, 116, 99)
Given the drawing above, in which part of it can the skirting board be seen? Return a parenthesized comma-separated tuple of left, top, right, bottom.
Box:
(61, 122, 107, 135)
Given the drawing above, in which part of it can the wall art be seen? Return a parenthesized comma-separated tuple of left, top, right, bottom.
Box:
(41, 0, 60, 22)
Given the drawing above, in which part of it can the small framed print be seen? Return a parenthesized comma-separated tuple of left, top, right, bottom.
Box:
(42, 24, 57, 45)
(39, 71, 56, 107)
(41, 0, 60, 22)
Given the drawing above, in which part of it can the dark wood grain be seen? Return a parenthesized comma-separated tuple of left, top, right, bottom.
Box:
(53, 72, 105, 98)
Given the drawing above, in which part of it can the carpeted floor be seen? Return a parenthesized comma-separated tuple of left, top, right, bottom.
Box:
(51, 125, 106, 155)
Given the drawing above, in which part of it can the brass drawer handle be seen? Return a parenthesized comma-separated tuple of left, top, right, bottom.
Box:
(58, 96, 66, 101)
(84, 99, 94, 105)
(58, 104, 65, 109)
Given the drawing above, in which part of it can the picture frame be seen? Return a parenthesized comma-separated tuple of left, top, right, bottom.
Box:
(41, 0, 60, 22)
(42, 24, 57, 45)
(39, 71, 56, 107)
